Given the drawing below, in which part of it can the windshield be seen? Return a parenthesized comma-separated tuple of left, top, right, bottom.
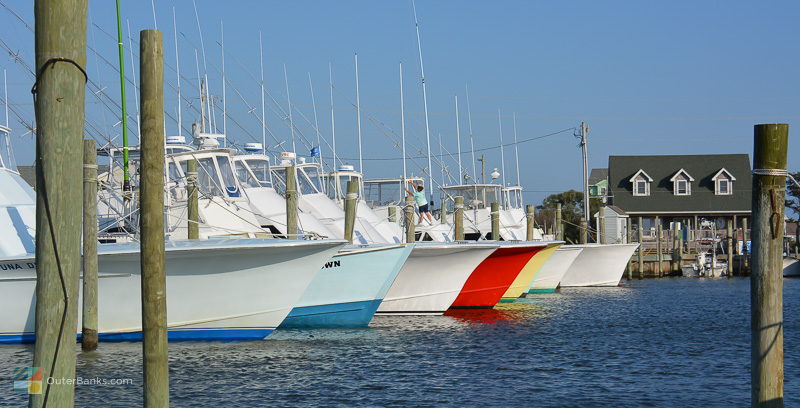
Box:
(245, 159, 272, 187)
(216, 156, 239, 196)
(235, 162, 260, 188)
(443, 186, 500, 209)
(298, 166, 323, 194)
(180, 157, 223, 197)
(364, 181, 401, 207)
(271, 168, 287, 195)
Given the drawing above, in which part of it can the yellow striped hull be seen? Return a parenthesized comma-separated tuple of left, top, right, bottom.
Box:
(499, 242, 562, 301)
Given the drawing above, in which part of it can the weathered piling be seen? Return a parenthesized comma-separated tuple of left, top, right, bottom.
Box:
(656, 218, 663, 277)
(491, 202, 500, 240)
(727, 222, 734, 278)
(404, 195, 415, 243)
(580, 218, 587, 244)
(555, 202, 563, 241)
(32, 0, 87, 404)
(526, 204, 535, 241)
(285, 165, 298, 238)
(626, 217, 633, 280)
(454, 196, 464, 241)
(186, 158, 199, 239)
(637, 217, 644, 279)
(672, 229, 680, 274)
(598, 207, 605, 244)
(139, 29, 169, 408)
(750, 123, 787, 407)
(388, 206, 397, 223)
(81, 139, 98, 352)
(440, 199, 447, 224)
(743, 217, 750, 271)
(343, 180, 358, 244)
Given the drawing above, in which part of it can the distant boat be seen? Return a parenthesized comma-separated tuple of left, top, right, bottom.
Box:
(528, 246, 584, 293)
(559, 244, 639, 287)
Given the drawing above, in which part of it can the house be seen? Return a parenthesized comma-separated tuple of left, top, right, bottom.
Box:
(588, 168, 608, 199)
(606, 154, 751, 234)
(594, 205, 629, 243)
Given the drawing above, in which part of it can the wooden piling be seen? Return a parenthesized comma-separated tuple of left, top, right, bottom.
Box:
(580, 218, 587, 244)
(672, 228, 680, 274)
(186, 159, 199, 239)
(638, 217, 644, 279)
(750, 123, 787, 407)
(743, 217, 750, 271)
(388, 206, 397, 223)
(656, 218, 663, 277)
(404, 195, 415, 243)
(32, 0, 87, 404)
(285, 165, 298, 238)
(139, 29, 169, 408)
(343, 180, 358, 244)
(526, 204, 535, 241)
(491, 202, 500, 240)
(454, 196, 464, 241)
(555, 202, 562, 241)
(598, 207, 605, 244)
(81, 139, 98, 352)
(440, 198, 447, 224)
(626, 217, 632, 280)
(727, 222, 734, 278)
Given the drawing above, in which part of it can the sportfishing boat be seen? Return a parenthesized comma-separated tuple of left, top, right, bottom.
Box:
(281, 243, 413, 328)
(440, 183, 528, 241)
(527, 246, 584, 293)
(559, 243, 640, 287)
(499, 241, 562, 302)
(450, 242, 546, 308)
(0, 152, 346, 342)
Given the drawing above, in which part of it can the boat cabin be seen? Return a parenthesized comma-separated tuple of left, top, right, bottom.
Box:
(363, 177, 425, 208)
(324, 165, 364, 203)
(440, 184, 503, 210)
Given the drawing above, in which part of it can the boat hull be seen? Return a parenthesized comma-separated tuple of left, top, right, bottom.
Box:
(376, 243, 498, 315)
(560, 243, 639, 287)
(450, 243, 544, 308)
(528, 247, 584, 293)
(500, 242, 561, 302)
(280, 244, 413, 328)
(0, 239, 344, 343)
(784, 257, 800, 277)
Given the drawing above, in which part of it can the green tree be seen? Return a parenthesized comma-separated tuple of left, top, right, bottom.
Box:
(535, 190, 601, 243)
(787, 171, 800, 219)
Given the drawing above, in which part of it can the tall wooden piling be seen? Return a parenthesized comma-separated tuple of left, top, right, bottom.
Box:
(598, 207, 605, 244)
(491, 202, 500, 240)
(555, 202, 563, 241)
(139, 29, 169, 408)
(285, 165, 298, 238)
(526, 204, 535, 241)
(750, 123, 788, 407)
(186, 158, 199, 239)
(454, 196, 464, 241)
(388, 206, 397, 223)
(637, 216, 644, 279)
(404, 196, 415, 243)
(580, 218, 587, 244)
(343, 180, 358, 244)
(744, 217, 750, 271)
(672, 228, 680, 274)
(656, 218, 663, 277)
(81, 139, 98, 352)
(727, 222, 734, 278)
(440, 199, 447, 224)
(32, 0, 88, 405)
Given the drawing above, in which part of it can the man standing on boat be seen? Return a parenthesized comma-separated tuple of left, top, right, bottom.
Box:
(405, 180, 433, 225)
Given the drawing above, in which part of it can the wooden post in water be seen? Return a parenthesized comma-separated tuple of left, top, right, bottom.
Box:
(580, 218, 587, 244)
(626, 217, 633, 280)
(440, 198, 447, 224)
(491, 202, 500, 240)
(743, 217, 750, 271)
(727, 221, 734, 278)
(598, 207, 605, 244)
(343, 180, 358, 244)
(638, 217, 644, 279)
(656, 217, 663, 277)
(81, 139, 98, 352)
(751, 123, 787, 407)
(32, 0, 87, 404)
(454, 196, 464, 241)
(404, 195, 415, 243)
(526, 204, 535, 241)
(285, 165, 298, 238)
(186, 159, 199, 239)
(672, 227, 680, 274)
(693, 215, 699, 242)
(388, 206, 397, 223)
(139, 29, 169, 408)
(555, 202, 563, 241)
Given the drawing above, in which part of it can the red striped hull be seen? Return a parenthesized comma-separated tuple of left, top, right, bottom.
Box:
(449, 244, 542, 308)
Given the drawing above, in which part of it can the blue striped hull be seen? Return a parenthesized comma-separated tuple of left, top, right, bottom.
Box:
(280, 299, 382, 328)
(0, 327, 274, 344)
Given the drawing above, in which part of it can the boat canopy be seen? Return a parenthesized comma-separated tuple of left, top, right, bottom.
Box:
(440, 184, 502, 210)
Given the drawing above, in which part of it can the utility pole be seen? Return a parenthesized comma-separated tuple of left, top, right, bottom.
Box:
(580, 122, 590, 244)
(32, 0, 87, 405)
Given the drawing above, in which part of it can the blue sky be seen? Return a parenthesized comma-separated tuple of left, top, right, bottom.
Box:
(0, 0, 798, 205)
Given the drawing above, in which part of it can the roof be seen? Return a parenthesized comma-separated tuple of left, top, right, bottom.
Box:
(608, 154, 752, 214)
(588, 168, 608, 185)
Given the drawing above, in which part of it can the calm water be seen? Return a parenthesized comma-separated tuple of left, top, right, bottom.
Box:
(2, 277, 798, 407)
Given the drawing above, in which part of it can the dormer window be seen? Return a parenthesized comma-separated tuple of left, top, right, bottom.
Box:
(669, 168, 694, 196)
(711, 168, 736, 195)
(629, 169, 653, 197)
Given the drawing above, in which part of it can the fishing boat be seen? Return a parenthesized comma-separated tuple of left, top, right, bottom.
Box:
(450, 242, 546, 308)
(281, 243, 413, 328)
(784, 256, 800, 277)
(499, 241, 562, 302)
(527, 246, 584, 293)
(440, 183, 526, 241)
(559, 243, 639, 287)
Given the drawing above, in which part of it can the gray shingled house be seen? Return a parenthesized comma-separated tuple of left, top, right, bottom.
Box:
(607, 154, 751, 233)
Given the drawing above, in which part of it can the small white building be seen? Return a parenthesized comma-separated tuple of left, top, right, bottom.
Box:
(595, 205, 630, 244)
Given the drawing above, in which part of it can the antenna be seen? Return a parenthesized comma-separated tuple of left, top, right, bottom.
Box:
(438, 132, 445, 187)
(172, 8, 182, 137)
(399, 62, 407, 181)
(412, 0, 435, 196)
(194, 49, 204, 131)
(308, 72, 322, 165)
(259, 32, 266, 153)
(220, 21, 227, 146)
(329, 62, 338, 169)
(126, 20, 140, 141)
(465, 84, 477, 184)
(284, 64, 296, 153)
(150, 0, 157, 29)
(454, 95, 462, 182)
(497, 109, 507, 194)
(114, 0, 130, 191)
(192, 0, 215, 132)
(512, 112, 521, 186)
(354, 53, 363, 173)
(3, 69, 7, 128)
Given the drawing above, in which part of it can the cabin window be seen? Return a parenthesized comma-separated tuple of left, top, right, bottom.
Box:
(674, 179, 690, 196)
(634, 179, 649, 196)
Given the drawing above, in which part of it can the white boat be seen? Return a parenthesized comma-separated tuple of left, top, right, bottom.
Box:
(559, 243, 639, 287)
(527, 246, 584, 293)
(784, 257, 800, 277)
(440, 183, 535, 241)
(375, 242, 498, 315)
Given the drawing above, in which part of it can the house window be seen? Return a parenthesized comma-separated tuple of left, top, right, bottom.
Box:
(674, 179, 690, 196)
(718, 179, 731, 195)
(634, 180, 649, 196)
